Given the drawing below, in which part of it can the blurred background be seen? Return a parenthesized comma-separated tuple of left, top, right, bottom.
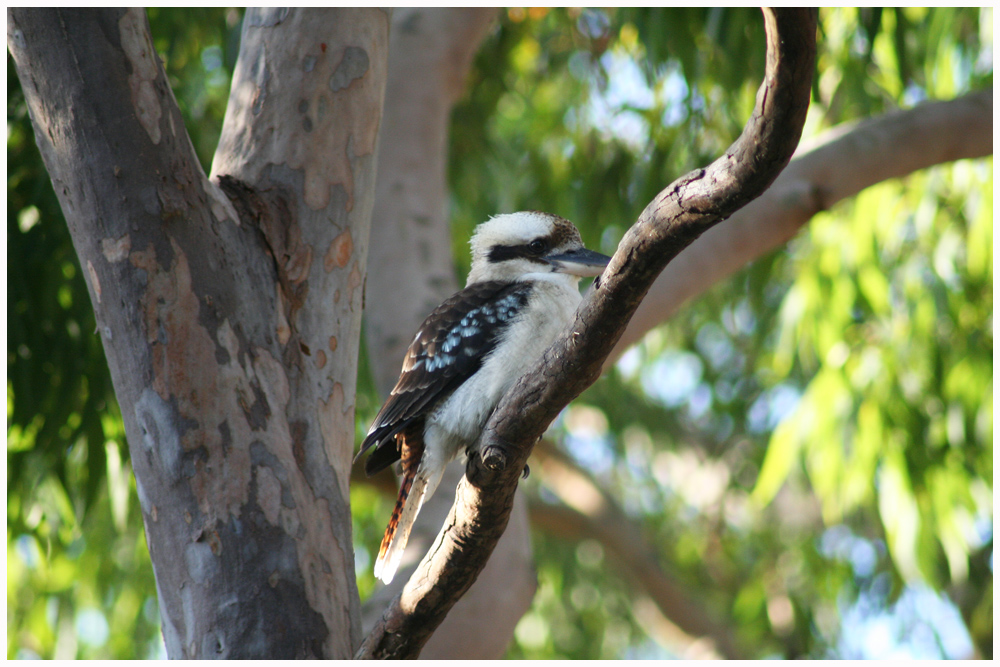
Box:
(7, 7, 992, 659)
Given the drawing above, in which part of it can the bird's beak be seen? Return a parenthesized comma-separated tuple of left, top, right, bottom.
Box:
(545, 248, 612, 277)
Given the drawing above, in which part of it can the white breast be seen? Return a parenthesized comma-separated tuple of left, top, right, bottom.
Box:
(425, 277, 582, 459)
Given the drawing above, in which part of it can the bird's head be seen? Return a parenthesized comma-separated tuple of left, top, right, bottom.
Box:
(467, 211, 611, 285)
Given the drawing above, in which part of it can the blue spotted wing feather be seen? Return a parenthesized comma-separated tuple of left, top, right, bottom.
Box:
(357, 280, 534, 476)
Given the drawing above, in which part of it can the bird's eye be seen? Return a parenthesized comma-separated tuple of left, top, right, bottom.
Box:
(529, 240, 546, 254)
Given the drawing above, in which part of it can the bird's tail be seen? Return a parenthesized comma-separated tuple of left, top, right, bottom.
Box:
(373, 467, 447, 585)
(372, 424, 447, 585)
(373, 470, 426, 585)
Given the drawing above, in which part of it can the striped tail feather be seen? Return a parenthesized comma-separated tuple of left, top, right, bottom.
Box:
(371, 421, 453, 585)
(373, 423, 428, 585)
(373, 471, 428, 585)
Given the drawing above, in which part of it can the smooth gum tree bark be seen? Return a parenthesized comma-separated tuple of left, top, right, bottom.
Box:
(9, 8, 389, 658)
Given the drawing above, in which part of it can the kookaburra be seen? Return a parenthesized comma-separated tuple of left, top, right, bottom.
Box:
(356, 211, 611, 584)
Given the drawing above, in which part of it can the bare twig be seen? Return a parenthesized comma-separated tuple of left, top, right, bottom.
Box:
(356, 8, 817, 659)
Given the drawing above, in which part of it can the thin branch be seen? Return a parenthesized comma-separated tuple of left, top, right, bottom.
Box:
(356, 8, 817, 659)
(611, 89, 993, 358)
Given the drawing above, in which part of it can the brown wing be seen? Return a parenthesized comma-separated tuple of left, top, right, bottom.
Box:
(356, 280, 534, 476)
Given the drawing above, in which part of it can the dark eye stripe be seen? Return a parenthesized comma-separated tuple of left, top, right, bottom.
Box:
(487, 239, 550, 263)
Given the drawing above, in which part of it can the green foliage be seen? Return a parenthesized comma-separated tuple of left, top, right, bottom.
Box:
(508, 536, 646, 659)
(145, 8, 243, 170)
(755, 165, 993, 585)
(7, 6, 992, 660)
(7, 52, 139, 658)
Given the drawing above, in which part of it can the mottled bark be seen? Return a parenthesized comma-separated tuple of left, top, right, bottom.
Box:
(8, 7, 389, 658)
(356, 8, 818, 658)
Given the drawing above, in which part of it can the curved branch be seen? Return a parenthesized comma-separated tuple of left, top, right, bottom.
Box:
(610, 89, 993, 357)
(356, 8, 817, 659)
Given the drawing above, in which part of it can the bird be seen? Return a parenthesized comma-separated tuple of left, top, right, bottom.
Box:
(355, 211, 611, 584)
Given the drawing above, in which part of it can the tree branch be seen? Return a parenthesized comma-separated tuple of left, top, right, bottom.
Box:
(610, 89, 993, 358)
(356, 8, 817, 659)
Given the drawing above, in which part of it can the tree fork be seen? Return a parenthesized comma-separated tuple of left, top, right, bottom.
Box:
(9, 8, 389, 658)
(356, 7, 817, 659)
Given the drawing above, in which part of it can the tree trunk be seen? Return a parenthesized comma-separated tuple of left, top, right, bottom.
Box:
(8, 7, 389, 658)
